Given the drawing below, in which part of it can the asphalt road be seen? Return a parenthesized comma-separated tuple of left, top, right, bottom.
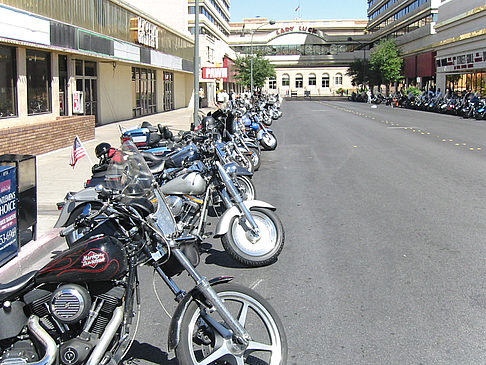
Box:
(126, 100, 486, 365)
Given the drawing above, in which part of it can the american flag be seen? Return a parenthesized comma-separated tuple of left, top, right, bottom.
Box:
(69, 136, 87, 167)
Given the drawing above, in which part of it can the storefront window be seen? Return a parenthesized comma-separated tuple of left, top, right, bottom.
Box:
(0, 45, 17, 117)
(27, 50, 51, 115)
(132, 67, 157, 117)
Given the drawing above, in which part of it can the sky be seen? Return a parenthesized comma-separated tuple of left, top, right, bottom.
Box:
(230, 0, 368, 22)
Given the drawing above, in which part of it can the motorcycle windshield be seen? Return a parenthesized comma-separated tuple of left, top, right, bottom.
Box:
(105, 140, 177, 237)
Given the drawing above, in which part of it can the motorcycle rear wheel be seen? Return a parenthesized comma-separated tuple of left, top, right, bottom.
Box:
(221, 207, 284, 267)
(175, 283, 288, 365)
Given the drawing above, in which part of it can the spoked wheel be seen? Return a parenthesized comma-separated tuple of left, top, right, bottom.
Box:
(260, 132, 277, 151)
(233, 176, 256, 201)
(248, 148, 261, 171)
(221, 207, 284, 267)
(176, 283, 288, 365)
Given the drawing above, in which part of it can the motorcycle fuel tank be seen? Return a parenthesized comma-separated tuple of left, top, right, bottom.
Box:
(35, 235, 128, 284)
(160, 172, 206, 195)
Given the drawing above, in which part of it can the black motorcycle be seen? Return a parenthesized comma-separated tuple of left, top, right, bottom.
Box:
(0, 140, 287, 365)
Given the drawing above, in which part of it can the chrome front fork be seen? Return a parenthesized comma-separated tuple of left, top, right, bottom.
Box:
(170, 243, 251, 344)
(215, 161, 260, 238)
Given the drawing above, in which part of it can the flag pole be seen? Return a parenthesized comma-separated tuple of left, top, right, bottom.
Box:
(76, 135, 94, 166)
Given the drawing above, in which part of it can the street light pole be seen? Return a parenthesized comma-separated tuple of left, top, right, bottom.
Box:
(193, 0, 200, 127)
(250, 20, 275, 92)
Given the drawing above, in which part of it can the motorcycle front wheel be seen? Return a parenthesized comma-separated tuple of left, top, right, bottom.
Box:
(248, 147, 261, 171)
(175, 283, 288, 365)
(234, 176, 256, 201)
(260, 132, 277, 151)
(221, 207, 284, 267)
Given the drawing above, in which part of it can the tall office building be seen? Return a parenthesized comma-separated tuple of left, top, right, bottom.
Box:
(366, 0, 441, 89)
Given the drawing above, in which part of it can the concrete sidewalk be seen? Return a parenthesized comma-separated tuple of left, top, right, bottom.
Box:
(0, 106, 215, 282)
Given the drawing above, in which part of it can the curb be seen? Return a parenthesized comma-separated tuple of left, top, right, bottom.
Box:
(0, 228, 65, 283)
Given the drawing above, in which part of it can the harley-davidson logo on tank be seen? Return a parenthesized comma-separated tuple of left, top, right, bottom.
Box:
(81, 250, 107, 268)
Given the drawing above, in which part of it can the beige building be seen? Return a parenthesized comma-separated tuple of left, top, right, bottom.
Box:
(0, 0, 194, 155)
(228, 18, 368, 96)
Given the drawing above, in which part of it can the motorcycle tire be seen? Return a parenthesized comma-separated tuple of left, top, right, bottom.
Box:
(260, 132, 277, 151)
(234, 175, 256, 201)
(262, 117, 273, 126)
(236, 153, 255, 174)
(248, 147, 261, 171)
(175, 283, 288, 365)
(221, 207, 284, 267)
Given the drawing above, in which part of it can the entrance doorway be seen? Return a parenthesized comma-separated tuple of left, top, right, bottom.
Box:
(74, 59, 97, 120)
(58, 55, 67, 116)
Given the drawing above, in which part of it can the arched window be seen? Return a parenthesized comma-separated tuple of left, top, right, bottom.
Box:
(281, 74, 290, 87)
(295, 74, 303, 88)
(308, 73, 316, 86)
(322, 73, 330, 88)
(335, 73, 343, 85)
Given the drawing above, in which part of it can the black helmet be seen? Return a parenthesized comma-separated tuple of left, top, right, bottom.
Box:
(201, 115, 217, 131)
(95, 142, 111, 159)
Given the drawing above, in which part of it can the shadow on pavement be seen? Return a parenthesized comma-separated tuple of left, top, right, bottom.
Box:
(123, 341, 176, 365)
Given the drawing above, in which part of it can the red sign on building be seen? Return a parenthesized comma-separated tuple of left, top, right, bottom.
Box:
(202, 67, 228, 79)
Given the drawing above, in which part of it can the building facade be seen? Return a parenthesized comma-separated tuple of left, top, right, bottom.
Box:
(187, 0, 241, 106)
(365, 0, 486, 95)
(434, 0, 486, 95)
(0, 0, 194, 155)
(228, 18, 368, 96)
(366, 0, 441, 89)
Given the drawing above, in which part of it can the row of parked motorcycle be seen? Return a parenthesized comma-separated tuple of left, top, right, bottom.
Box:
(0, 94, 288, 364)
(349, 89, 486, 120)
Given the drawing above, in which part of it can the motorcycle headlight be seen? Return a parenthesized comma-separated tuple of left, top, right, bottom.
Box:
(224, 163, 238, 177)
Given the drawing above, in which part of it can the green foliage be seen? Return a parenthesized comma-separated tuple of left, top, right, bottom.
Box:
(234, 54, 276, 89)
(346, 58, 369, 87)
(369, 39, 403, 85)
(406, 86, 421, 97)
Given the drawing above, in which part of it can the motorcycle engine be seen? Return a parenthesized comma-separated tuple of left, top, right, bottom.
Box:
(50, 284, 91, 324)
(20, 283, 125, 365)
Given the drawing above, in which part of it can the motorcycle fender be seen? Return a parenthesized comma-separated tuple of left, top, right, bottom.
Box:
(54, 188, 99, 227)
(244, 141, 259, 149)
(214, 200, 276, 237)
(167, 277, 234, 351)
(234, 165, 253, 177)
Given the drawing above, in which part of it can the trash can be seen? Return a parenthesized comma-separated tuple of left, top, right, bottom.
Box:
(0, 154, 37, 245)
(0, 165, 18, 267)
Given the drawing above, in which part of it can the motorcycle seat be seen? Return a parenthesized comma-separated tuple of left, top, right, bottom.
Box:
(141, 151, 176, 171)
(0, 270, 37, 301)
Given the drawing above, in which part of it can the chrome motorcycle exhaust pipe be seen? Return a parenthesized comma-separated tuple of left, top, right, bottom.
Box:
(0, 316, 58, 365)
(86, 306, 124, 365)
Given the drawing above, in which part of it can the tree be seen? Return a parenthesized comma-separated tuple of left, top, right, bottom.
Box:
(369, 39, 403, 93)
(234, 54, 276, 89)
(346, 58, 370, 89)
